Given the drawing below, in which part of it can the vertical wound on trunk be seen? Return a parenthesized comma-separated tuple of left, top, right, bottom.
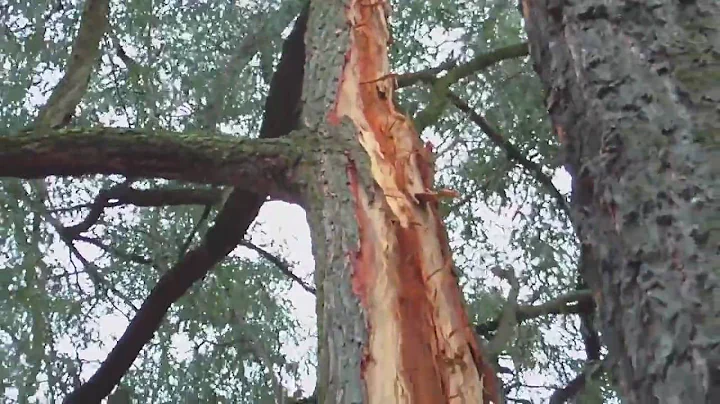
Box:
(330, 1, 500, 403)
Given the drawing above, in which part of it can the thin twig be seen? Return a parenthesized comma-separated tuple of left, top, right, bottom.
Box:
(239, 240, 316, 295)
(446, 90, 571, 215)
(178, 204, 213, 259)
(35, 0, 110, 128)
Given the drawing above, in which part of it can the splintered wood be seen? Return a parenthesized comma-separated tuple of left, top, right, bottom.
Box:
(328, 1, 499, 403)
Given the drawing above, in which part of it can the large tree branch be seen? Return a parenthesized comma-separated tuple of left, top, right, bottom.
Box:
(575, 258, 602, 362)
(411, 43, 529, 131)
(35, 0, 110, 128)
(396, 44, 569, 216)
(475, 289, 593, 338)
(43, 184, 223, 274)
(442, 43, 528, 85)
(549, 359, 606, 404)
(96, 186, 222, 207)
(396, 45, 569, 224)
(62, 188, 265, 404)
(195, 4, 300, 130)
(1, 127, 314, 201)
(75, 235, 154, 267)
(62, 185, 222, 238)
(446, 91, 571, 215)
(486, 267, 520, 357)
(396, 42, 528, 89)
(62, 3, 311, 402)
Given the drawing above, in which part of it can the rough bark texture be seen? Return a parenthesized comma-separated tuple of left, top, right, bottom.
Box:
(1, 127, 311, 200)
(35, 0, 110, 128)
(520, 0, 720, 402)
(300, 1, 499, 403)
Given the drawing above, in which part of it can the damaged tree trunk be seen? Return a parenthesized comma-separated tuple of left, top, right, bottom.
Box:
(521, 1, 720, 402)
(297, 1, 499, 403)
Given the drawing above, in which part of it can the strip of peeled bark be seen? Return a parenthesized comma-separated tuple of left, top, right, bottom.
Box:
(300, 1, 498, 403)
(520, 1, 720, 402)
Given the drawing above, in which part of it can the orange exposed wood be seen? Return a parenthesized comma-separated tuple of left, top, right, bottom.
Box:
(330, 1, 500, 403)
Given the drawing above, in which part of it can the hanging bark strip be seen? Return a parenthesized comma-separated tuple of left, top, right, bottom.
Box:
(328, 1, 499, 402)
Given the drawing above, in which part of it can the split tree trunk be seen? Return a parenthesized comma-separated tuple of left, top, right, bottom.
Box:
(296, 1, 499, 403)
(521, 1, 720, 402)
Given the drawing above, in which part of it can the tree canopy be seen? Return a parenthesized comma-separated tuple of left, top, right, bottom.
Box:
(1, 0, 613, 402)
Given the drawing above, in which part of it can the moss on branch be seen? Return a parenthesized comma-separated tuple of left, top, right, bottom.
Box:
(1, 127, 315, 200)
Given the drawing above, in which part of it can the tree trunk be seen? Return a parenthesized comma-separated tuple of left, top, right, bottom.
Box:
(520, 1, 720, 402)
(297, 1, 499, 403)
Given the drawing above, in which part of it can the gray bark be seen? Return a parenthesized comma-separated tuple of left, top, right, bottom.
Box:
(520, 0, 720, 402)
(299, 2, 368, 402)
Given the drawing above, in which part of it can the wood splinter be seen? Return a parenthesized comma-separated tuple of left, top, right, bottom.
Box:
(414, 188, 460, 204)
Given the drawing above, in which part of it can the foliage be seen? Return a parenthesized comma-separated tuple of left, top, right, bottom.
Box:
(0, 0, 613, 402)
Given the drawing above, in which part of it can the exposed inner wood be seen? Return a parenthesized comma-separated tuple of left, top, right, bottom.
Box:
(328, 1, 499, 403)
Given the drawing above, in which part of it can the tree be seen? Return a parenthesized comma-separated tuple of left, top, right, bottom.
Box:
(520, 0, 720, 403)
(7, 0, 503, 402)
(4, 0, 714, 403)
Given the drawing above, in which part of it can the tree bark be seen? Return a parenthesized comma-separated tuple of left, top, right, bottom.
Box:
(298, 1, 499, 403)
(35, 0, 109, 128)
(0, 127, 316, 202)
(520, 1, 720, 402)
